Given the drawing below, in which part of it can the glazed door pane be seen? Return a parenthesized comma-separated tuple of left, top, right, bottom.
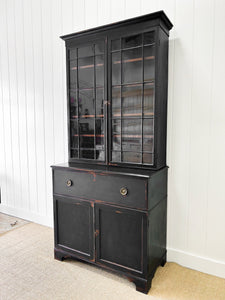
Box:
(110, 31, 155, 165)
(69, 40, 105, 161)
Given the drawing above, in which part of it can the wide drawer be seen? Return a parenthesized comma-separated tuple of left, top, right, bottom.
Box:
(53, 168, 148, 210)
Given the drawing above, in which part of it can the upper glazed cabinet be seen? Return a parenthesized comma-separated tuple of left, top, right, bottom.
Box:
(62, 11, 172, 169)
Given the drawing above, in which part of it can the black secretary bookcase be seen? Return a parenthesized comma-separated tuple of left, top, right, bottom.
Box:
(52, 11, 173, 294)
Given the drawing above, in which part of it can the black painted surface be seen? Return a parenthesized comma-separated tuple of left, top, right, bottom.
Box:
(54, 196, 94, 260)
(52, 165, 168, 293)
(53, 168, 147, 209)
(95, 204, 147, 275)
(61, 10, 172, 170)
(52, 10, 172, 294)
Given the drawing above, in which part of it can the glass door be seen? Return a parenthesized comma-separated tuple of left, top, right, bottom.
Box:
(69, 40, 105, 162)
(110, 31, 155, 165)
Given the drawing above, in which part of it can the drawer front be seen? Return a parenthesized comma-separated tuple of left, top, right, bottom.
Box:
(53, 169, 147, 210)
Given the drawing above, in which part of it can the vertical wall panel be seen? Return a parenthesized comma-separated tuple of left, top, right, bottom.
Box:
(206, 0, 225, 262)
(72, 0, 86, 30)
(41, 0, 55, 218)
(14, 0, 31, 211)
(0, 0, 14, 207)
(0, 0, 225, 278)
(52, 0, 66, 165)
(141, 0, 159, 13)
(22, 0, 37, 212)
(85, 0, 98, 29)
(125, 0, 141, 18)
(187, 0, 214, 255)
(98, 0, 111, 25)
(31, 0, 47, 215)
(0, 42, 7, 209)
(159, 0, 176, 251)
(168, 0, 194, 252)
(6, 0, 21, 209)
(111, 0, 125, 22)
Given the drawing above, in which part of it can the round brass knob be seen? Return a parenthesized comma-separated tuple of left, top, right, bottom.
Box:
(120, 187, 128, 196)
(66, 180, 72, 187)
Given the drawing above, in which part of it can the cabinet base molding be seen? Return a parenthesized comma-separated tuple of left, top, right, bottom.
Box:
(54, 247, 166, 294)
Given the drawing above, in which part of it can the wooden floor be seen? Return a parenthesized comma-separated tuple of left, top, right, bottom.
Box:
(0, 214, 225, 300)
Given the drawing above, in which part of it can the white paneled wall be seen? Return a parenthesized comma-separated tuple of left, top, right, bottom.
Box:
(0, 0, 225, 278)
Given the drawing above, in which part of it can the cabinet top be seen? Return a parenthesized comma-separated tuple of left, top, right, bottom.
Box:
(60, 10, 173, 41)
(51, 162, 168, 179)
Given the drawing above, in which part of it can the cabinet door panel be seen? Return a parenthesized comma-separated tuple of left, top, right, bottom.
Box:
(68, 39, 106, 162)
(95, 204, 147, 276)
(54, 196, 94, 260)
(110, 31, 156, 166)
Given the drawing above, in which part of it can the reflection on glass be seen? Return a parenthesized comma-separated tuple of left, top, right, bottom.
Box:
(122, 117, 141, 152)
(122, 34, 142, 49)
(95, 41, 104, 55)
(71, 149, 78, 158)
(70, 105, 78, 119)
(110, 34, 155, 165)
(96, 150, 104, 161)
(70, 91, 78, 118)
(143, 137, 154, 152)
(122, 85, 142, 117)
(143, 119, 154, 136)
(112, 52, 121, 86)
(70, 60, 77, 90)
(96, 118, 104, 150)
(143, 153, 153, 164)
(70, 121, 78, 148)
(112, 119, 121, 151)
(122, 119, 141, 135)
(96, 88, 104, 117)
(122, 48, 142, 83)
(112, 151, 121, 162)
(144, 46, 155, 82)
(96, 55, 104, 87)
(122, 152, 141, 163)
(112, 87, 121, 117)
(79, 119, 94, 149)
(78, 57, 94, 89)
(122, 138, 141, 152)
(111, 39, 120, 51)
(69, 41, 105, 161)
(69, 48, 77, 60)
(78, 45, 94, 58)
(144, 83, 154, 116)
(144, 31, 155, 45)
(78, 89, 94, 116)
(80, 149, 95, 159)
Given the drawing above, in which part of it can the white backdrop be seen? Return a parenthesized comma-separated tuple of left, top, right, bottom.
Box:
(0, 0, 225, 278)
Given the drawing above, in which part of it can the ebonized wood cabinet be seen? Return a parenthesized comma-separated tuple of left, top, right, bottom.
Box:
(52, 11, 172, 294)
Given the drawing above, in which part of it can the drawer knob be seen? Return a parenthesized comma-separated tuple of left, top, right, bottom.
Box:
(66, 180, 72, 187)
(120, 187, 128, 196)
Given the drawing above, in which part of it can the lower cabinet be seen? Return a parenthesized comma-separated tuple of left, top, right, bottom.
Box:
(95, 204, 147, 277)
(52, 166, 167, 294)
(54, 197, 94, 261)
(54, 196, 147, 277)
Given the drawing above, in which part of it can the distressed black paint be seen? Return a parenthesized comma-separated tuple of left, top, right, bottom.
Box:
(52, 10, 172, 294)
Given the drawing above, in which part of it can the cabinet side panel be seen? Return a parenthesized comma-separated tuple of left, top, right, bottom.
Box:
(155, 28, 169, 169)
(148, 197, 167, 274)
(148, 167, 168, 210)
